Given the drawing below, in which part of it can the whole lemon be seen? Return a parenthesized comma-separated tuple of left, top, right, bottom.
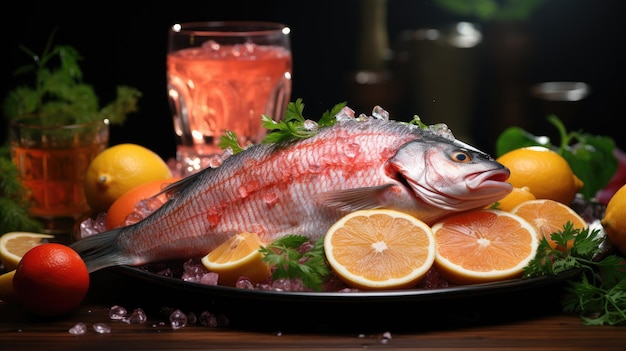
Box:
(601, 183, 626, 254)
(84, 143, 172, 214)
(496, 146, 583, 205)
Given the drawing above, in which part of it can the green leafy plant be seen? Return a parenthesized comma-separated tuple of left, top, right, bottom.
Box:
(2, 31, 141, 124)
(0, 145, 43, 233)
(495, 115, 617, 200)
(0, 31, 142, 233)
(523, 223, 626, 325)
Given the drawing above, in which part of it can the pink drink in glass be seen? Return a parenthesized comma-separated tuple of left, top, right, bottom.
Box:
(167, 41, 292, 175)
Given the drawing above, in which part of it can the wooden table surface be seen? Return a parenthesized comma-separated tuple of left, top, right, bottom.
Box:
(1, 266, 624, 351)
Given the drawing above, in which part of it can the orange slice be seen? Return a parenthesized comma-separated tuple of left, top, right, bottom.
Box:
(431, 209, 539, 285)
(511, 199, 588, 250)
(323, 209, 436, 290)
(0, 232, 54, 271)
(201, 232, 271, 286)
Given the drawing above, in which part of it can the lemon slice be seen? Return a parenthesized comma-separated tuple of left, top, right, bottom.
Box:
(0, 270, 16, 303)
(201, 232, 271, 286)
(0, 232, 54, 271)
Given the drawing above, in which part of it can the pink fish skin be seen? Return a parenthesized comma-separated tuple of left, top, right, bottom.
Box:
(71, 118, 511, 272)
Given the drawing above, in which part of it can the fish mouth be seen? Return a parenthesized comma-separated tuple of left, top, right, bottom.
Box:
(404, 166, 511, 210)
(465, 167, 512, 194)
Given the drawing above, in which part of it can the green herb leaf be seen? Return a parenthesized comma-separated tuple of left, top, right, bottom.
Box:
(523, 222, 626, 325)
(317, 101, 347, 128)
(220, 99, 348, 150)
(259, 234, 331, 291)
(218, 131, 245, 154)
(261, 98, 346, 144)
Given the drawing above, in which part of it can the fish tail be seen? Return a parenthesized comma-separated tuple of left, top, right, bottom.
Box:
(69, 228, 135, 273)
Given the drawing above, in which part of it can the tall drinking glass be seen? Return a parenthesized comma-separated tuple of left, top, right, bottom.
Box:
(9, 117, 109, 235)
(167, 21, 292, 176)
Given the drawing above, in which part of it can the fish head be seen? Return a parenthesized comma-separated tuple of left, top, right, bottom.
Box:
(389, 136, 512, 212)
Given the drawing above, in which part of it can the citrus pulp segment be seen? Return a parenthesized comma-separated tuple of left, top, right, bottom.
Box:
(201, 232, 271, 286)
(511, 199, 588, 250)
(431, 209, 539, 285)
(323, 209, 436, 290)
(0, 232, 54, 271)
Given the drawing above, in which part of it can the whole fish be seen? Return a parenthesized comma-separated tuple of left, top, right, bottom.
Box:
(71, 115, 512, 273)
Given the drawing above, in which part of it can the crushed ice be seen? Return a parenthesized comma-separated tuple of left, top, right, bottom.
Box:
(68, 322, 87, 335)
(169, 309, 188, 330)
(200, 39, 259, 58)
(123, 308, 148, 324)
(67, 305, 230, 334)
(334, 106, 355, 121)
(78, 213, 107, 239)
(93, 323, 111, 334)
(371, 105, 389, 120)
(302, 119, 318, 131)
(379, 331, 392, 344)
(109, 305, 127, 320)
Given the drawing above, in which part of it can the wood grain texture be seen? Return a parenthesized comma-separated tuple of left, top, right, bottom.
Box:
(2, 269, 624, 350)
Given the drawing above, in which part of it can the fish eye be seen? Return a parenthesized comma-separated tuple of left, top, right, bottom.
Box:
(451, 150, 472, 163)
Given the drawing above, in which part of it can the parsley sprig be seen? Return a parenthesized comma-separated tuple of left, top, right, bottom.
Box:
(217, 131, 245, 154)
(218, 99, 347, 154)
(523, 222, 626, 325)
(260, 98, 346, 144)
(259, 235, 331, 292)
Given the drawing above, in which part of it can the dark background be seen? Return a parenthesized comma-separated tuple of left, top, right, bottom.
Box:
(1, 0, 624, 159)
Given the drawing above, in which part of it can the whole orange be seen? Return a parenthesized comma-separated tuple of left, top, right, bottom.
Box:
(12, 243, 90, 316)
(105, 177, 181, 230)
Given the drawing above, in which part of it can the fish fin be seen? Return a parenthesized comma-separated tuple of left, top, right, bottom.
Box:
(318, 184, 392, 212)
(69, 228, 134, 273)
(156, 172, 201, 199)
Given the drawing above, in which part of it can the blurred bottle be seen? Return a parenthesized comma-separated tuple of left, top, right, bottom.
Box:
(395, 22, 482, 142)
(530, 81, 590, 136)
(342, 0, 402, 118)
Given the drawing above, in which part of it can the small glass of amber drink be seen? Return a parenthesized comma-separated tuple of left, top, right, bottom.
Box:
(9, 117, 109, 235)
